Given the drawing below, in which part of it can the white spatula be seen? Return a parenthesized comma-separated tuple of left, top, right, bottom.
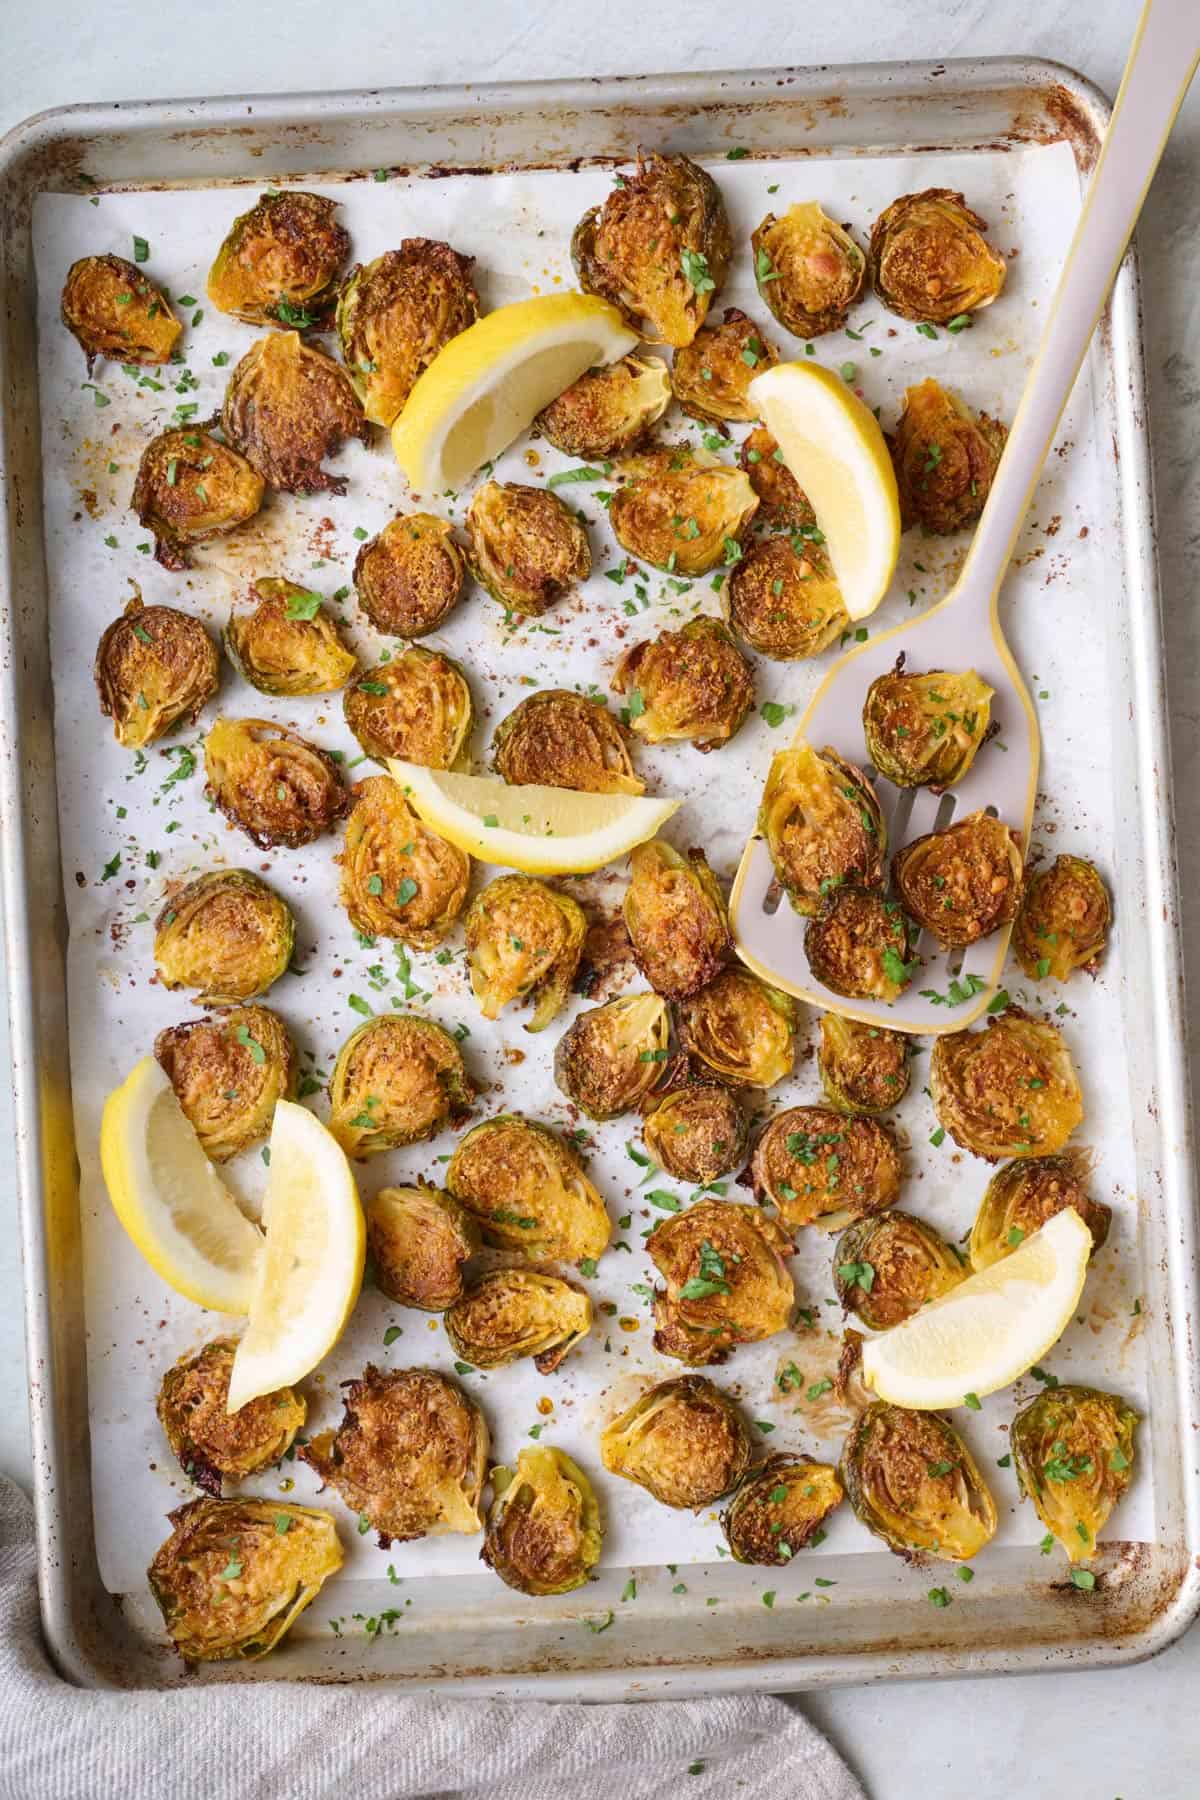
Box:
(730, 0, 1199, 1034)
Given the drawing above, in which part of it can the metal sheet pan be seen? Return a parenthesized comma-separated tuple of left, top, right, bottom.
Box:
(1, 58, 1197, 1696)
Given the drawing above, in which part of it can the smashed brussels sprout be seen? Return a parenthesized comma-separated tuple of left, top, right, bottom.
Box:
(611, 616, 754, 753)
(641, 1081, 747, 1185)
(535, 354, 671, 457)
(131, 427, 264, 571)
(722, 1455, 844, 1564)
(447, 1113, 611, 1263)
(204, 717, 347, 850)
(609, 445, 758, 577)
(465, 874, 586, 1032)
(969, 1154, 1111, 1271)
(930, 1011, 1083, 1161)
(890, 380, 1007, 534)
(207, 190, 349, 327)
(623, 839, 730, 1001)
(892, 812, 1024, 948)
(678, 966, 797, 1089)
(648, 1198, 795, 1365)
(344, 646, 473, 768)
(61, 254, 180, 370)
(353, 512, 467, 638)
(868, 189, 1007, 325)
(328, 1014, 473, 1158)
(94, 592, 218, 749)
(154, 870, 294, 1005)
(221, 331, 367, 494)
(862, 664, 994, 789)
(554, 991, 671, 1120)
(156, 1338, 305, 1496)
(482, 1446, 603, 1596)
(224, 578, 356, 696)
(492, 689, 642, 794)
(841, 1402, 998, 1561)
(834, 1210, 964, 1330)
(726, 531, 848, 660)
(670, 308, 778, 424)
(1014, 854, 1112, 984)
(365, 1183, 479, 1312)
(600, 1375, 753, 1509)
(758, 743, 886, 915)
(155, 1003, 296, 1162)
(751, 202, 866, 338)
(1010, 1384, 1138, 1563)
(739, 426, 814, 528)
(466, 480, 590, 616)
(338, 775, 469, 949)
(750, 1105, 901, 1232)
(818, 1014, 910, 1116)
(336, 239, 478, 427)
(806, 888, 917, 1002)
(445, 1269, 592, 1373)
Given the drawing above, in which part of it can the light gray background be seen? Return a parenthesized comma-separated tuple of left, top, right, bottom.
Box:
(3, 2, 1197, 1794)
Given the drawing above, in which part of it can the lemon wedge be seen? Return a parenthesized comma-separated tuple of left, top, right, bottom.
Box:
(391, 293, 638, 493)
(748, 361, 901, 620)
(227, 1101, 364, 1412)
(384, 758, 679, 875)
(861, 1208, 1092, 1410)
(99, 1057, 262, 1314)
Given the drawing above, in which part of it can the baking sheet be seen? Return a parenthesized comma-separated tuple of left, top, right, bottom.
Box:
(32, 138, 1152, 1605)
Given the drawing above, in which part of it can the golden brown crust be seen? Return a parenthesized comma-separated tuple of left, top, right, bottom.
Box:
(600, 1374, 754, 1508)
(492, 689, 642, 794)
(353, 513, 467, 637)
(891, 812, 1024, 948)
(343, 647, 473, 767)
(207, 190, 349, 327)
(155, 1004, 296, 1162)
(157, 1338, 305, 1494)
(336, 239, 478, 426)
(611, 617, 754, 753)
(726, 533, 847, 660)
(670, 308, 778, 424)
(94, 593, 219, 749)
(204, 717, 348, 850)
(338, 775, 470, 949)
(221, 331, 368, 494)
(868, 188, 1006, 325)
(61, 254, 181, 371)
(131, 428, 264, 571)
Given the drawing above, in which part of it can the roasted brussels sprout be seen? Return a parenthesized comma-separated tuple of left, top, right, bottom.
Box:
(648, 1197, 795, 1365)
(1010, 1384, 1138, 1563)
(889, 380, 1007, 534)
(466, 480, 590, 617)
(447, 1113, 612, 1263)
(572, 152, 732, 347)
(154, 870, 294, 1005)
(445, 1270, 592, 1373)
(148, 1496, 342, 1662)
(739, 426, 814, 529)
(338, 774, 469, 949)
(722, 1455, 844, 1564)
(751, 203, 866, 338)
(224, 578, 356, 696)
(968, 1155, 1111, 1270)
(131, 428, 264, 572)
(336, 239, 479, 426)
(670, 308, 778, 424)
(207, 190, 349, 327)
(299, 1365, 488, 1545)
(1013, 854, 1112, 984)
(862, 664, 995, 789)
(61, 254, 180, 371)
(155, 1004, 296, 1162)
(221, 331, 367, 495)
(465, 874, 586, 1032)
(611, 617, 754, 753)
(156, 1338, 305, 1496)
(930, 1011, 1084, 1161)
(554, 991, 670, 1120)
(841, 1402, 998, 1561)
(353, 512, 467, 638)
(204, 717, 347, 850)
(94, 592, 218, 749)
(818, 1014, 910, 1116)
(534, 354, 671, 457)
(677, 966, 797, 1089)
(750, 1106, 901, 1232)
(482, 1447, 603, 1596)
(623, 839, 730, 1001)
(641, 1081, 747, 1185)
(892, 812, 1024, 948)
(600, 1374, 753, 1509)
(492, 689, 642, 794)
(868, 189, 1007, 325)
(609, 446, 758, 577)
(806, 888, 917, 1002)
(758, 743, 886, 915)
(834, 1210, 964, 1330)
(328, 1014, 473, 1158)
(726, 531, 847, 660)
(365, 1182, 479, 1312)
(344, 646, 474, 770)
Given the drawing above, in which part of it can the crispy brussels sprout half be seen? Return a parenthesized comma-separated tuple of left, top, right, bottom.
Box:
(131, 427, 264, 572)
(554, 991, 671, 1120)
(750, 1105, 901, 1232)
(338, 774, 469, 949)
(493, 689, 642, 794)
(300, 1365, 487, 1545)
(862, 664, 995, 789)
(739, 426, 814, 529)
(623, 838, 730, 1001)
(818, 1014, 910, 1116)
(806, 888, 917, 1002)
(930, 1011, 1084, 1161)
(641, 1081, 747, 1185)
(868, 189, 1006, 325)
(671, 308, 778, 424)
(61, 254, 180, 371)
(535, 354, 671, 457)
(892, 812, 1024, 949)
(841, 1402, 998, 1561)
(678, 966, 797, 1089)
(221, 331, 367, 495)
(1014, 854, 1112, 983)
(336, 239, 478, 427)
(890, 380, 1007, 534)
(1010, 1384, 1138, 1563)
(446, 1269, 592, 1373)
(722, 1454, 844, 1564)
(465, 874, 586, 1032)
(224, 578, 356, 696)
(204, 716, 347, 850)
(726, 531, 847, 660)
(600, 1374, 753, 1509)
(365, 1182, 479, 1312)
(610, 445, 758, 577)
(969, 1155, 1111, 1271)
(206, 190, 348, 328)
(751, 203, 866, 338)
(465, 480, 591, 616)
(154, 869, 294, 1005)
(611, 616, 754, 753)
(834, 1210, 965, 1330)
(758, 744, 886, 915)
(156, 1337, 305, 1496)
(155, 1004, 296, 1163)
(572, 152, 732, 347)
(447, 1113, 612, 1263)
(353, 512, 467, 637)
(345, 647, 473, 770)
(648, 1198, 795, 1365)
(94, 592, 218, 749)
(148, 1496, 342, 1661)
(328, 1014, 473, 1158)
(482, 1446, 603, 1596)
